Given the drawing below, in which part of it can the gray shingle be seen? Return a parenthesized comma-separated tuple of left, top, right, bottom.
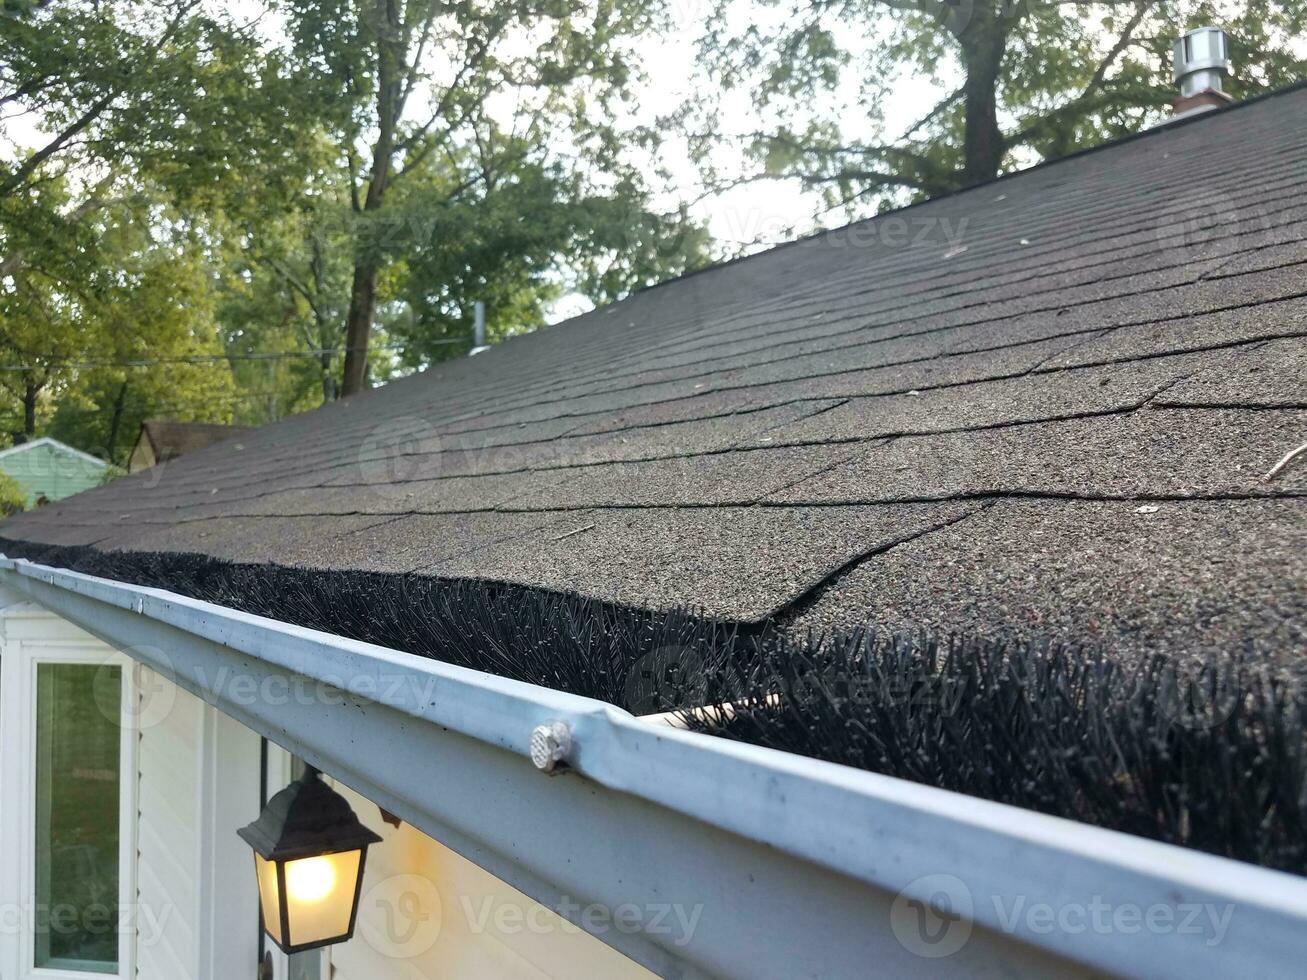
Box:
(424, 502, 983, 620)
(765, 407, 1307, 503)
(784, 498, 1307, 659)
(1, 87, 1305, 649)
(1156, 336, 1307, 407)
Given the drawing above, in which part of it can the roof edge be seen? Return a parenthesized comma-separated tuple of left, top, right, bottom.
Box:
(621, 79, 1307, 302)
(4, 550, 1306, 978)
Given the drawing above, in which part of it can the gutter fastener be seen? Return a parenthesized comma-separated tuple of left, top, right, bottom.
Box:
(530, 721, 572, 774)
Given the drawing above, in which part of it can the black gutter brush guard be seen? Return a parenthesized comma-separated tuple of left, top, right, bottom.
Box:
(4, 538, 1304, 877)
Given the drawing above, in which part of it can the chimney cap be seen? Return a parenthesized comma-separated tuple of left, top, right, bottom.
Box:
(1174, 26, 1231, 89)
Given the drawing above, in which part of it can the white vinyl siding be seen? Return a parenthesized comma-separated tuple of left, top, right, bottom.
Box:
(133, 669, 262, 980)
(133, 666, 202, 980)
(196, 708, 262, 980)
(0, 594, 261, 980)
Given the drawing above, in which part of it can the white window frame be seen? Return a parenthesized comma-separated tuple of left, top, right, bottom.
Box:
(0, 601, 139, 980)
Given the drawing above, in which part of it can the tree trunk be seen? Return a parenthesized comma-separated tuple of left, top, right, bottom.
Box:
(22, 378, 38, 438)
(106, 379, 129, 465)
(321, 354, 337, 402)
(309, 236, 338, 403)
(341, 261, 378, 397)
(959, 14, 1008, 187)
(340, 0, 400, 398)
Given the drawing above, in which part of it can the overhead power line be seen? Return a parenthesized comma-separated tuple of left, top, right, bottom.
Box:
(0, 339, 467, 372)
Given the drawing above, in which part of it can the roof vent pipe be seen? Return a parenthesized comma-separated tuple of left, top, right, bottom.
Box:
(470, 300, 490, 356)
(1171, 27, 1234, 118)
(1175, 27, 1229, 97)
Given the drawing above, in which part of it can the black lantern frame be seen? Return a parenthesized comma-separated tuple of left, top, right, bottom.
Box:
(238, 766, 383, 954)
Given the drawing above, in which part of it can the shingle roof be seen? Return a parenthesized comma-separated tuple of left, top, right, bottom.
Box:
(3, 88, 1305, 658)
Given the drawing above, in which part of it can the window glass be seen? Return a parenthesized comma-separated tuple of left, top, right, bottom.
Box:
(35, 663, 121, 973)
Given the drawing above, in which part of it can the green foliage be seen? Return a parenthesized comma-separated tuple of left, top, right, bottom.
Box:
(0, 1, 306, 205)
(1, 0, 710, 438)
(695, 0, 1307, 214)
(0, 469, 26, 515)
(385, 142, 711, 367)
(2, 187, 238, 459)
(0, 0, 303, 447)
(275, 0, 709, 392)
(96, 462, 126, 487)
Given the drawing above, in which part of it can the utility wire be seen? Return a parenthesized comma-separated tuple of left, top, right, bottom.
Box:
(0, 389, 288, 423)
(0, 339, 466, 371)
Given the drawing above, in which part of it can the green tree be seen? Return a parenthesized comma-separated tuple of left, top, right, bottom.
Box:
(0, 469, 26, 514)
(25, 208, 238, 461)
(696, 0, 1307, 211)
(0, 0, 314, 440)
(388, 130, 712, 367)
(0, 0, 305, 263)
(3, 0, 713, 431)
(220, 168, 359, 413)
(0, 179, 100, 439)
(279, 0, 710, 395)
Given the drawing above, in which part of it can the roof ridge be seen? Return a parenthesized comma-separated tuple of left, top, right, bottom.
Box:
(626, 78, 1307, 301)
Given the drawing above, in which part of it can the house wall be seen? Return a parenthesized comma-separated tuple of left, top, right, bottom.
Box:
(133, 668, 262, 980)
(326, 781, 657, 980)
(134, 665, 203, 979)
(0, 597, 138, 980)
(0, 595, 262, 980)
(0, 441, 107, 505)
(126, 439, 156, 474)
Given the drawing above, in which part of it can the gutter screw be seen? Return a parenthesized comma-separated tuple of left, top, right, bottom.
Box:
(530, 721, 572, 774)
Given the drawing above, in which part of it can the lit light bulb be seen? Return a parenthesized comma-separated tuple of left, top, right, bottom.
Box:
(286, 856, 337, 903)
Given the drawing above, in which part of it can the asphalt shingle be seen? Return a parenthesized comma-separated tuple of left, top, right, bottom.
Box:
(1, 88, 1303, 652)
(785, 498, 1307, 659)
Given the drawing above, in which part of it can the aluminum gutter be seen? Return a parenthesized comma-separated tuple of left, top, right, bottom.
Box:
(3, 554, 1305, 978)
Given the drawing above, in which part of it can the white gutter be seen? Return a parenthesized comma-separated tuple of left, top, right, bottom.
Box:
(2, 554, 1305, 979)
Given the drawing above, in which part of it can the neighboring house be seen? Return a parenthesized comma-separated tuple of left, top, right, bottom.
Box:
(0, 437, 108, 507)
(0, 76, 1306, 980)
(128, 421, 254, 473)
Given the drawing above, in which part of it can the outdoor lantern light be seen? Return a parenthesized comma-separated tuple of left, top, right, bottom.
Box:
(238, 766, 382, 954)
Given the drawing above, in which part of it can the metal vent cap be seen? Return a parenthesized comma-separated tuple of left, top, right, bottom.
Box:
(1174, 27, 1231, 96)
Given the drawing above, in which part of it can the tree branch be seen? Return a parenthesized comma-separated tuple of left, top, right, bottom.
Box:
(1006, 1, 1158, 149)
(0, 90, 115, 196)
(266, 256, 322, 320)
(900, 86, 963, 140)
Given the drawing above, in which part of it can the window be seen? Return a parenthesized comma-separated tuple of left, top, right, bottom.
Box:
(34, 663, 122, 973)
(0, 608, 136, 980)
